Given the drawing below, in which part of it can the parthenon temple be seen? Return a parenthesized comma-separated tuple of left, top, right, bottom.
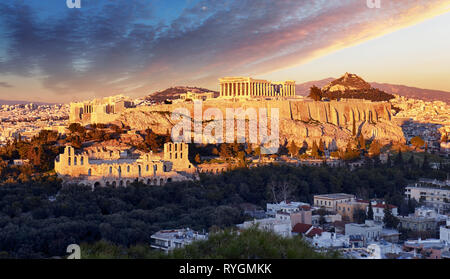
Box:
(219, 77, 296, 98)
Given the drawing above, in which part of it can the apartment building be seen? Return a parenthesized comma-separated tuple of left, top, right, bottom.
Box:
(314, 193, 355, 211)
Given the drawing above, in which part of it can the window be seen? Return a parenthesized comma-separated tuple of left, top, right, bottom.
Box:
(74, 157, 77, 166)
(127, 166, 130, 172)
(109, 167, 112, 174)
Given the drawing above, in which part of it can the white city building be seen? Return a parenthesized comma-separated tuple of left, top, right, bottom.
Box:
(440, 219, 450, 244)
(266, 201, 310, 217)
(345, 220, 383, 243)
(313, 193, 355, 211)
(237, 218, 292, 238)
(405, 179, 450, 213)
(370, 201, 398, 222)
(150, 228, 208, 252)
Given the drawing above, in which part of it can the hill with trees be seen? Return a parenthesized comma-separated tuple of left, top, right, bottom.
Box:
(80, 227, 341, 259)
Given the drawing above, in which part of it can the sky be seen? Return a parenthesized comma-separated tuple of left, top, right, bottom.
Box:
(0, 0, 449, 103)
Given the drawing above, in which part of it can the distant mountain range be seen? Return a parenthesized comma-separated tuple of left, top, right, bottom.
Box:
(0, 99, 57, 106)
(296, 77, 450, 103)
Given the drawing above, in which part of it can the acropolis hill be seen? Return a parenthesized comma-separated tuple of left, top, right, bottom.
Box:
(69, 75, 406, 149)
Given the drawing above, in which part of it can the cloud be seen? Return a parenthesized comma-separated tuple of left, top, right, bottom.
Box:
(0, 0, 448, 101)
(0, 81, 13, 88)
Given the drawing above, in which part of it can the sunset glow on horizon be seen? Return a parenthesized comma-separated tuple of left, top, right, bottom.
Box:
(0, 0, 449, 103)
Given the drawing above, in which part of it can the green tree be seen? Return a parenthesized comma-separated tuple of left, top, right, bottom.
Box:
(318, 139, 325, 155)
(367, 202, 374, 220)
(353, 208, 367, 224)
(358, 133, 366, 150)
(407, 155, 416, 167)
(411, 136, 425, 150)
(311, 141, 320, 158)
(308, 85, 323, 101)
(288, 140, 300, 158)
(237, 151, 247, 168)
(194, 154, 201, 164)
(352, 121, 356, 137)
(68, 123, 85, 134)
(394, 150, 403, 166)
(368, 140, 381, 157)
(383, 205, 399, 229)
(245, 144, 253, 156)
(422, 154, 430, 171)
(219, 144, 232, 158)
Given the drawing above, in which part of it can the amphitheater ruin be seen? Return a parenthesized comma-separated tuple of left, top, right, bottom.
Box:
(54, 142, 196, 188)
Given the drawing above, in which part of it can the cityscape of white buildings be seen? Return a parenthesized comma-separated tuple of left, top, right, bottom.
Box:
(152, 183, 450, 259)
(0, 103, 69, 146)
(391, 95, 450, 155)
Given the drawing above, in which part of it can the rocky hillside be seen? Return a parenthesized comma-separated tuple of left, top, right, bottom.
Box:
(296, 76, 450, 103)
(113, 99, 405, 150)
(146, 86, 218, 103)
(322, 73, 371, 92)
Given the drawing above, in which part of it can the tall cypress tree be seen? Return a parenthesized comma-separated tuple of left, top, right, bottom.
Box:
(352, 121, 356, 137)
(367, 202, 374, 220)
(394, 150, 403, 166)
(422, 154, 430, 171)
